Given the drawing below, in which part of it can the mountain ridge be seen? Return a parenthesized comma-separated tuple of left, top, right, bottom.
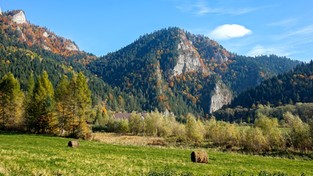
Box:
(88, 27, 300, 116)
(0, 9, 303, 117)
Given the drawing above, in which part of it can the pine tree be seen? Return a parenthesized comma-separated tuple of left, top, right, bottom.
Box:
(0, 73, 24, 130)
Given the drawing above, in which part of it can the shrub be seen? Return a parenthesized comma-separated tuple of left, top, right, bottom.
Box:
(129, 112, 144, 135)
(185, 114, 204, 143)
(114, 119, 129, 134)
(243, 127, 269, 152)
(144, 111, 173, 137)
(255, 114, 285, 150)
(205, 118, 240, 147)
(284, 112, 311, 151)
(171, 122, 186, 142)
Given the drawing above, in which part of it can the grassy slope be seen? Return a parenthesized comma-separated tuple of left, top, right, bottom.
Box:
(0, 133, 312, 176)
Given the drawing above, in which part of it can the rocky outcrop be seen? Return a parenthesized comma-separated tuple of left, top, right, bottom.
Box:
(65, 43, 79, 51)
(16, 26, 26, 41)
(0, 8, 2, 15)
(43, 31, 49, 38)
(12, 11, 27, 24)
(209, 80, 232, 113)
(172, 31, 208, 77)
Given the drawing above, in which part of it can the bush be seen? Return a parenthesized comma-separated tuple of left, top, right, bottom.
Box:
(129, 112, 144, 135)
(255, 114, 285, 150)
(243, 127, 269, 152)
(185, 114, 204, 143)
(205, 118, 240, 147)
(144, 111, 172, 137)
(114, 119, 129, 134)
(284, 112, 311, 151)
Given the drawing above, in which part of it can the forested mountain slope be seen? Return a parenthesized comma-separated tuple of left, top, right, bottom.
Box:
(230, 61, 313, 108)
(0, 10, 139, 110)
(88, 27, 300, 116)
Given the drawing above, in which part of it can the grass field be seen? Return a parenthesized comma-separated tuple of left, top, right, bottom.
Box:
(0, 133, 312, 176)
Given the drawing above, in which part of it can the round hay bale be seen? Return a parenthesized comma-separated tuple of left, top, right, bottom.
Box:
(191, 150, 208, 163)
(68, 140, 79, 148)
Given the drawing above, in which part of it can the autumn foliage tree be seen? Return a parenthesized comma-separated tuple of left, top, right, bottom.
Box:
(67, 72, 92, 139)
(0, 73, 24, 130)
(26, 71, 56, 133)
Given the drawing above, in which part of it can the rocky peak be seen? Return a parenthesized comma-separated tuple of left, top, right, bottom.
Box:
(12, 10, 27, 24)
(172, 30, 208, 77)
(0, 8, 2, 15)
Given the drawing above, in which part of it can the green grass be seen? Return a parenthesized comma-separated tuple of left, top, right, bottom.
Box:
(0, 133, 312, 175)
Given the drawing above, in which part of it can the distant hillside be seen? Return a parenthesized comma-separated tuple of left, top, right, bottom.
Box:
(0, 10, 139, 111)
(88, 27, 300, 116)
(0, 10, 302, 116)
(230, 61, 313, 108)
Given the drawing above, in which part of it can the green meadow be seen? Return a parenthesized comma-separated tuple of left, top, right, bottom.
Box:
(0, 133, 312, 176)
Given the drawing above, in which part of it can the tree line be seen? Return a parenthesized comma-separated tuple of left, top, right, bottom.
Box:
(0, 71, 92, 139)
(94, 110, 313, 153)
(1, 71, 313, 153)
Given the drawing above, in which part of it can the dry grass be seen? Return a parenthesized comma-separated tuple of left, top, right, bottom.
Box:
(92, 132, 166, 146)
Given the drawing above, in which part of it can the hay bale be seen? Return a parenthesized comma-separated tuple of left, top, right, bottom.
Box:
(191, 150, 208, 163)
(68, 140, 79, 148)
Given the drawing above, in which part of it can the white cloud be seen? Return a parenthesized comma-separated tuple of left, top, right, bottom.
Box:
(173, 0, 258, 16)
(247, 45, 291, 57)
(268, 18, 297, 27)
(209, 24, 252, 40)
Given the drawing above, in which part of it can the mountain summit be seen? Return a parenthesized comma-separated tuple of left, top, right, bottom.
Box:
(0, 10, 82, 57)
(88, 27, 299, 115)
(11, 10, 27, 24)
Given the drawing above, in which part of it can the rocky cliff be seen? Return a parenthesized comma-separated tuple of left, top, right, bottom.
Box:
(12, 10, 27, 24)
(172, 31, 208, 77)
(209, 80, 232, 113)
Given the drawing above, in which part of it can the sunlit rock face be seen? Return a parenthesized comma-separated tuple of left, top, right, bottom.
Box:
(209, 80, 232, 113)
(12, 11, 27, 24)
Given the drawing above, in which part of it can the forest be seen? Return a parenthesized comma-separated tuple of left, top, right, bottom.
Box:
(0, 71, 313, 153)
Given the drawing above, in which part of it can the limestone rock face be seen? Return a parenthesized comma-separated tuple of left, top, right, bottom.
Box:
(0, 8, 2, 15)
(172, 31, 208, 77)
(209, 80, 232, 113)
(12, 11, 27, 24)
(65, 43, 79, 51)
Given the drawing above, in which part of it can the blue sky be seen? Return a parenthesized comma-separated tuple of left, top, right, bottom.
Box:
(1, 0, 313, 62)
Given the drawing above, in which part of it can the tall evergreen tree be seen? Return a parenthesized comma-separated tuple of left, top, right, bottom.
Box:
(55, 75, 71, 136)
(0, 73, 24, 130)
(27, 71, 56, 133)
(68, 72, 92, 139)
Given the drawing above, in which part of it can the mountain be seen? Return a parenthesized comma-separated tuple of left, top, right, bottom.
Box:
(230, 61, 313, 108)
(0, 9, 302, 116)
(0, 10, 140, 111)
(87, 27, 300, 116)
